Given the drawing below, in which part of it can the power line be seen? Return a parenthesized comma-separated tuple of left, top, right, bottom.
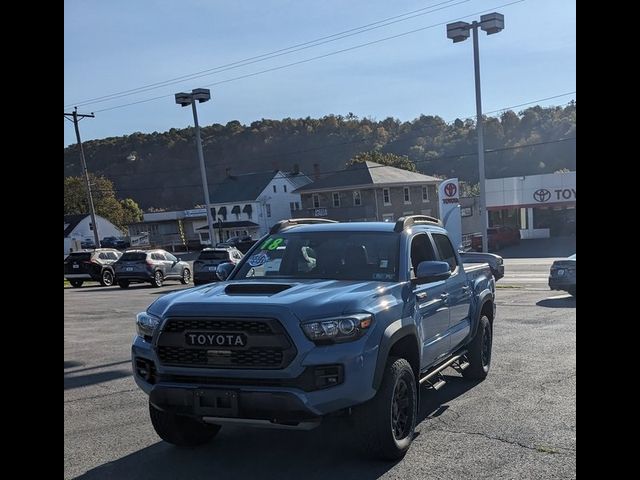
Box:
(65, 0, 467, 108)
(83, 136, 575, 195)
(91, 0, 526, 114)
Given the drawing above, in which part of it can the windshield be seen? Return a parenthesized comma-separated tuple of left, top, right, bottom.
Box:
(233, 231, 400, 281)
(199, 250, 230, 260)
(120, 252, 147, 261)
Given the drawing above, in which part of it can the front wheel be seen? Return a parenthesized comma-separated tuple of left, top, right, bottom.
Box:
(180, 268, 191, 285)
(353, 357, 417, 460)
(463, 315, 492, 380)
(69, 280, 83, 288)
(149, 403, 221, 446)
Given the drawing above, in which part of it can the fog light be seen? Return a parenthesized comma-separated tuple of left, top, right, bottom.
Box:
(135, 358, 157, 384)
(314, 365, 343, 389)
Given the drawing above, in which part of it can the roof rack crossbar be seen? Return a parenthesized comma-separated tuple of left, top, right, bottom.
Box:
(270, 218, 338, 234)
(394, 215, 443, 232)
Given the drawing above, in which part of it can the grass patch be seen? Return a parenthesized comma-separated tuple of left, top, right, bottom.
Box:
(535, 445, 560, 454)
(64, 279, 70, 287)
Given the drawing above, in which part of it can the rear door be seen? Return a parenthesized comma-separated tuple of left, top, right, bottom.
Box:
(410, 232, 451, 369)
(432, 233, 472, 351)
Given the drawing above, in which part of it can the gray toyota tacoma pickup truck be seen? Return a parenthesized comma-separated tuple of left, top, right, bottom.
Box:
(132, 215, 498, 460)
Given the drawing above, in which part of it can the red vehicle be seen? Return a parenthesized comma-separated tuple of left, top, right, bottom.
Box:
(471, 226, 520, 252)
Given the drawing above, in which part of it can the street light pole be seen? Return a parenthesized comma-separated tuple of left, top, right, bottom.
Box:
(446, 13, 504, 253)
(175, 89, 216, 247)
(64, 107, 100, 249)
(471, 23, 488, 254)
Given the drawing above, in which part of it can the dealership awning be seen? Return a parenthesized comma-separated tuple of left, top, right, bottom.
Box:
(197, 221, 259, 230)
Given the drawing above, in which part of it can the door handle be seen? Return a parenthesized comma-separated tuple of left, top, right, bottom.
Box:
(462, 286, 471, 293)
(416, 292, 428, 300)
(440, 293, 450, 303)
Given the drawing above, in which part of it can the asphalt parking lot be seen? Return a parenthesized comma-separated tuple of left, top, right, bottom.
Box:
(64, 257, 576, 479)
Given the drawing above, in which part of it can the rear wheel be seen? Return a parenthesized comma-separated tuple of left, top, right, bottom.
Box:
(100, 269, 114, 287)
(151, 270, 164, 287)
(69, 280, 83, 288)
(353, 357, 417, 460)
(149, 402, 221, 447)
(463, 315, 492, 380)
(180, 268, 191, 285)
(118, 280, 130, 289)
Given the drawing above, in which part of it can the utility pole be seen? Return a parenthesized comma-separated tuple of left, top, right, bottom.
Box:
(64, 107, 100, 249)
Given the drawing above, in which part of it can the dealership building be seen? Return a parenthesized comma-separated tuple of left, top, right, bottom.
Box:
(461, 171, 576, 239)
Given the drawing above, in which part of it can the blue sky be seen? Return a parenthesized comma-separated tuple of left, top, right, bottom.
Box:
(64, 0, 575, 147)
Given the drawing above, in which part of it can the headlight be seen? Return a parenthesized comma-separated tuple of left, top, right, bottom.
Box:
(136, 312, 161, 338)
(301, 313, 373, 344)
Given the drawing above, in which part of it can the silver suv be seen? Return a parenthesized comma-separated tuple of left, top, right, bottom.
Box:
(113, 249, 191, 288)
(193, 247, 243, 285)
(64, 249, 122, 287)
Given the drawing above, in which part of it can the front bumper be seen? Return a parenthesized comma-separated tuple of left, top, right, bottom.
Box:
(132, 330, 379, 418)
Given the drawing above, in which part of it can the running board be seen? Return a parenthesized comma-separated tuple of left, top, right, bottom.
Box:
(202, 416, 321, 431)
(419, 351, 468, 385)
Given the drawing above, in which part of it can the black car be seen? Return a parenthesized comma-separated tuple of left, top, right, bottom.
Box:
(549, 254, 576, 296)
(101, 236, 131, 249)
(113, 249, 191, 288)
(193, 247, 243, 285)
(64, 249, 122, 287)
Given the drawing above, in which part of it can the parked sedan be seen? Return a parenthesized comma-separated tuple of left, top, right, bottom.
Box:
(64, 249, 122, 287)
(193, 247, 243, 285)
(113, 249, 191, 288)
(549, 254, 576, 296)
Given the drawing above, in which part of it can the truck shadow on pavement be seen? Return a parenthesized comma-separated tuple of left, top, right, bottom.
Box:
(75, 373, 480, 480)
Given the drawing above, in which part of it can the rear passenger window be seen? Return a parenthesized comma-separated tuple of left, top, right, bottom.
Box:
(98, 253, 108, 260)
(432, 234, 458, 271)
(152, 253, 166, 261)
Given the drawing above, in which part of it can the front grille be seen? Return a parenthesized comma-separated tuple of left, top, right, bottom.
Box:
(164, 318, 272, 335)
(156, 317, 296, 369)
(158, 346, 283, 367)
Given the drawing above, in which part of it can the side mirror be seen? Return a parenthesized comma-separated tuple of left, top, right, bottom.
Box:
(216, 262, 235, 281)
(415, 261, 451, 284)
(177, 257, 182, 262)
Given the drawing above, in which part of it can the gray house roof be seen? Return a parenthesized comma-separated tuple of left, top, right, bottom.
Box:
(210, 170, 312, 203)
(64, 214, 88, 237)
(295, 161, 440, 193)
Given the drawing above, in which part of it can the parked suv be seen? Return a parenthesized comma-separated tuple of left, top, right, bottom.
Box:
(132, 216, 498, 460)
(114, 250, 191, 288)
(64, 249, 122, 287)
(193, 247, 243, 286)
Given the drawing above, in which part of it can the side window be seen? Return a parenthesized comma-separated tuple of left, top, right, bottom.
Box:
(108, 252, 118, 260)
(98, 252, 108, 260)
(165, 253, 177, 262)
(432, 234, 458, 271)
(409, 233, 437, 277)
(152, 253, 167, 261)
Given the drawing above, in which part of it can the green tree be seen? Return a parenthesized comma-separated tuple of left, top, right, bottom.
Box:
(64, 174, 142, 230)
(347, 151, 417, 172)
(120, 198, 144, 225)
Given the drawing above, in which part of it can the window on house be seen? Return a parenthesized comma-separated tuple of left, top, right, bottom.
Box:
(273, 185, 277, 193)
(313, 194, 320, 208)
(295, 202, 300, 210)
(404, 187, 411, 203)
(290, 202, 295, 211)
(383, 188, 391, 205)
(283, 185, 287, 192)
(353, 190, 361, 206)
(332, 192, 340, 207)
(422, 186, 429, 202)
(266, 204, 272, 217)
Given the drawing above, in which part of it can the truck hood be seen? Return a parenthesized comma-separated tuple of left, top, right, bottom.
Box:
(148, 279, 403, 322)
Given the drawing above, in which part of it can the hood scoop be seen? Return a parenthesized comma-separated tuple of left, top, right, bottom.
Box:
(224, 283, 293, 296)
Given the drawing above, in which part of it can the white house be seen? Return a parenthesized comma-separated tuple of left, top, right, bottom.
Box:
(64, 214, 123, 255)
(126, 169, 313, 248)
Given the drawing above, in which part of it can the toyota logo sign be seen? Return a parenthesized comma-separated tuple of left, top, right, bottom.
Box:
(533, 188, 552, 202)
(444, 183, 457, 197)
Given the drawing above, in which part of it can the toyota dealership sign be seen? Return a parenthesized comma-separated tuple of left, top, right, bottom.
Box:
(485, 172, 576, 208)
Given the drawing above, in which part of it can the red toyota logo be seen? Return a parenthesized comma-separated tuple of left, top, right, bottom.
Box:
(444, 183, 457, 197)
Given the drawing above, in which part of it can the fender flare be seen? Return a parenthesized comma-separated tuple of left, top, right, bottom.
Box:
(372, 319, 420, 391)
(470, 290, 495, 340)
